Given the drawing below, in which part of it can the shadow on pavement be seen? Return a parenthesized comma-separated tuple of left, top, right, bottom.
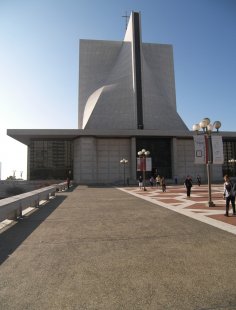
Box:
(0, 195, 67, 265)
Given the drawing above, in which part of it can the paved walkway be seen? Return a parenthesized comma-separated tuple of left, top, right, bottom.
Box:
(119, 184, 236, 236)
(1, 185, 236, 310)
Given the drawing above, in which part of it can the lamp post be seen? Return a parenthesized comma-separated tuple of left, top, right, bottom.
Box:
(193, 118, 221, 207)
(137, 149, 150, 191)
(120, 158, 128, 186)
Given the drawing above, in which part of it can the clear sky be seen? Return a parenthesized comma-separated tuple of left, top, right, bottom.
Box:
(0, 0, 235, 180)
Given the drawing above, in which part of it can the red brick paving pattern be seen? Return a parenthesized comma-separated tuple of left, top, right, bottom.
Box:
(208, 214, 236, 225)
(185, 204, 225, 210)
(154, 199, 182, 204)
(125, 184, 236, 227)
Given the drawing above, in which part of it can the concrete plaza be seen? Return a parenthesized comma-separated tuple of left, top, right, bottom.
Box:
(1, 184, 236, 310)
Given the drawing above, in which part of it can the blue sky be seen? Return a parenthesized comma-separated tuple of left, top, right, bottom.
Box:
(0, 0, 235, 179)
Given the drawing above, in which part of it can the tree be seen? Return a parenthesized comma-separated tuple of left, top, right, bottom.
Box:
(6, 175, 16, 180)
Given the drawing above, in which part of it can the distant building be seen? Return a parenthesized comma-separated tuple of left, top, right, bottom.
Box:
(7, 12, 236, 183)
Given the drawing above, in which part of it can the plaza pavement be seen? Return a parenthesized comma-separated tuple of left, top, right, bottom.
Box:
(119, 183, 236, 236)
(1, 184, 236, 310)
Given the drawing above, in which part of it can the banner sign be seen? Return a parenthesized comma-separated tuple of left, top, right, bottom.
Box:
(211, 135, 224, 164)
(193, 135, 224, 165)
(193, 135, 206, 164)
(137, 158, 152, 171)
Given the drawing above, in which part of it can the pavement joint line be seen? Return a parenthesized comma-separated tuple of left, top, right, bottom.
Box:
(117, 185, 236, 236)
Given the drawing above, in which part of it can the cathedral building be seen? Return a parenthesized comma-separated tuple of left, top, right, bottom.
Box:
(7, 12, 236, 183)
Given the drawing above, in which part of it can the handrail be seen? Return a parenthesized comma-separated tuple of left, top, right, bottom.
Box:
(0, 182, 68, 222)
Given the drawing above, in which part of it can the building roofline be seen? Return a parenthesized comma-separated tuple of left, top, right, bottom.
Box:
(7, 129, 236, 146)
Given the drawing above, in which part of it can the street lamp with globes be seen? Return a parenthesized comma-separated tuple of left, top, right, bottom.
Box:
(137, 149, 150, 191)
(120, 158, 128, 186)
(192, 118, 221, 207)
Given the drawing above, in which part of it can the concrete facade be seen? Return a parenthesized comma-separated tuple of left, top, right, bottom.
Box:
(78, 12, 187, 132)
(78, 40, 136, 130)
(72, 136, 224, 184)
(73, 137, 131, 183)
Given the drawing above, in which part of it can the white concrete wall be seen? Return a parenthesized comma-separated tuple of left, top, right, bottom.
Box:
(79, 40, 136, 130)
(79, 40, 123, 128)
(73, 137, 97, 183)
(97, 139, 130, 183)
(74, 137, 131, 183)
(78, 40, 188, 131)
(142, 44, 188, 130)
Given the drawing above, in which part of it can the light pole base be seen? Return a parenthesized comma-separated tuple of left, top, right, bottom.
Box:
(207, 201, 215, 207)
(143, 187, 147, 191)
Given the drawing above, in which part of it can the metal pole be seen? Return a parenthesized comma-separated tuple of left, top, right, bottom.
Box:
(123, 163, 126, 186)
(143, 156, 146, 191)
(207, 162, 214, 207)
(207, 135, 215, 207)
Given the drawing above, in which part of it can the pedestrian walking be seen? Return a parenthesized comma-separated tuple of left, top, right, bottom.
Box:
(149, 176, 154, 187)
(161, 176, 166, 192)
(223, 175, 236, 217)
(66, 170, 72, 189)
(138, 175, 143, 189)
(184, 175, 192, 197)
(156, 175, 161, 188)
(197, 175, 201, 186)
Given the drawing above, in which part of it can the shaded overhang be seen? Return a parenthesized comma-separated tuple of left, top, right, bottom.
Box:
(7, 129, 80, 145)
(7, 128, 236, 146)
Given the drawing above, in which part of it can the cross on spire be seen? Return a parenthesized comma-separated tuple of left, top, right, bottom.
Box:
(122, 11, 129, 30)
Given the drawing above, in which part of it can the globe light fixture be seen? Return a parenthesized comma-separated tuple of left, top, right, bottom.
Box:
(120, 158, 128, 186)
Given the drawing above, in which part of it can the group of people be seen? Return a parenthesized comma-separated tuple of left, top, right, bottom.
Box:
(184, 174, 236, 217)
(138, 174, 200, 195)
(155, 175, 166, 192)
(139, 173, 236, 217)
(138, 175, 166, 192)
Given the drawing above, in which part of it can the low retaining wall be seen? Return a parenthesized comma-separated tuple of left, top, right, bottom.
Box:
(0, 180, 68, 199)
(0, 182, 68, 222)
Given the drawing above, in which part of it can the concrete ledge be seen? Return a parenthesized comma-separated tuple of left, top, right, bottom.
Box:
(0, 182, 67, 222)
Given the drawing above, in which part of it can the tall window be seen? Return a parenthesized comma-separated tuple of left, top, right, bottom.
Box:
(29, 140, 73, 180)
(223, 139, 236, 177)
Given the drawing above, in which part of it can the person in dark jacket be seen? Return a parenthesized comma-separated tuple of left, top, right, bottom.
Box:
(138, 175, 143, 189)
(66, 170, 72, 189)
(161, 176, 166, 192)
(197, 175, 201, 186)
(184, 175, 192, 197)
(223, 174, 236, 216)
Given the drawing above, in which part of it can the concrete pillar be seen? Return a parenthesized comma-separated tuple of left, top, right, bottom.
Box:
(131, 137, 137, 183)
(73, 137, 97, 183)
